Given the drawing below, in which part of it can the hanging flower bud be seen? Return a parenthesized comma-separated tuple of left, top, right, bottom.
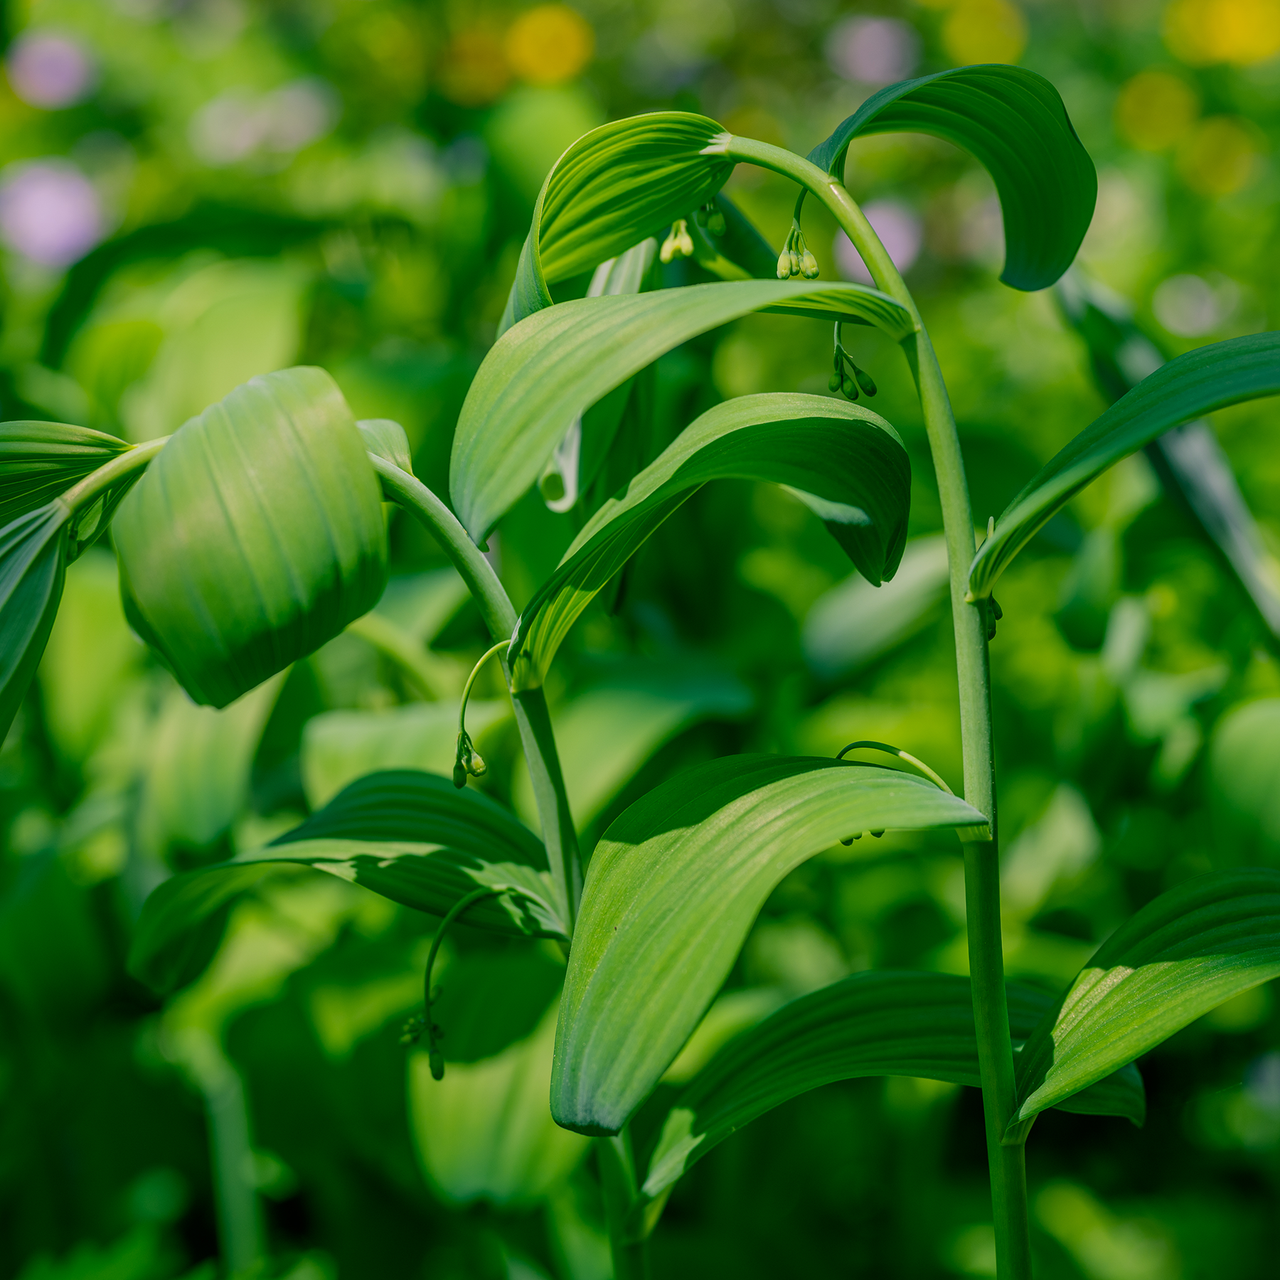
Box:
(776, 248, 792, 279)
(853, 365, 878, 397)
(801, 250, 819, 279)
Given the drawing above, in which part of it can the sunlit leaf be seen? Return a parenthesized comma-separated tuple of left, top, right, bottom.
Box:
(452, 281, 914, 546)
(550, 755, 985, 1135)
(509, 394, 910, 688)
(357, 417, 414, 475)
(114, 367, 388, 708)
(807, 65, 1095, 291)
(0, 421, 129, 528)
(970, 333, 1280, 600)
(1009, 868, 1280, 1135)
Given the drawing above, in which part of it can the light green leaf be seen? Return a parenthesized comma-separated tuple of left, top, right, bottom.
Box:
(1009, 868, 1280, 1135)
(807, 65, 1095, 292)
(114, 367, 388, 708)
(510, 394, 911, 688)
(0, 421, 128, 527)
(501, 111, 733, 331)
(129, 769, 565, 993)
(969, 332, 1280, 600)
(357, 417, 414, 474)
(451, 281, 915, 546)
(550, 755, 985, 1135)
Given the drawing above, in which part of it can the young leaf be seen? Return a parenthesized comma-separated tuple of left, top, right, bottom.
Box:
(807, 65, 1095, 291)
(970, 332, 1280, 600)
(129, 769, 566, 993)
(1009, 868, 1280, 1134)
(550, 755, 985, 1135)
(452, 280, 914, 545)
(113, 367, 388, 708)
(502, 111, 733, 331)
(0, 421, 129, 527)
(357, 417, 414, 475)
(509, 394, 911, 688)
(0, 503, 72, 738)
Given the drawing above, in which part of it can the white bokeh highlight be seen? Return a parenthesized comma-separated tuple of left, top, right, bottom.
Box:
(834, 200, 922, 284)
(0, 161, 103, 267)
(5, 30, 95, 109)
(825, 17, 919, 86)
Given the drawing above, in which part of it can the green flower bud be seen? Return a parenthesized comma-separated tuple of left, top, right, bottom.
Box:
(854, 365, 877, 397)
(801, 251, 819, 279)
(776, 249, 792, 280)
(789, 250, 801, 277)
(429, 1049, 445, 1081)
(676, 223, 694, 257)
(828, 371, 842, 393)
(468, 749, 488, 778)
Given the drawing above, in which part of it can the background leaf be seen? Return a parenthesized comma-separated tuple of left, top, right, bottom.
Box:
(0, 421, 128, 527)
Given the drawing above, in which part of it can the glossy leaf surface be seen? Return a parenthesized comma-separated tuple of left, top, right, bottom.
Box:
(1011, 869, 1280, 1131)
(510, 394, 911, 688)
(807, 65, 1095, 291)
(453, 280, 914, 544)
(551, 755, 985, 1134)
(114, 367, 388, 708)
(970, 332, 1280, 600)
(0, 421, 129, 527)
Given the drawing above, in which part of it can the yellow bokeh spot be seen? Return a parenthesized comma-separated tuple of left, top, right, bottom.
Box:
(941, 0, 1028, 66)
(505, 5, 595, 86)
(438, 28, 511, 107)
(1163, 0, 1280, 66)
(1115, 70, 1200, 150)
(1176, 116, 1261, 195)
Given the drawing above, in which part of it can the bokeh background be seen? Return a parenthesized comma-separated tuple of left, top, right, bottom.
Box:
(4, 0, 1280, 1277)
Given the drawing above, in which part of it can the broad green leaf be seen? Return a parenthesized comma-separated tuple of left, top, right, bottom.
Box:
(550, 755, 985, 1135)
(641, 973, 1144, 1204)
(501, 111, 733, 331)
(357, 417, 414, 474)
(969, 333, 1280, 600)
(510, 394, 910, 688)
(129, 769, 565, 992)
(0, 503, 72, 739)
(114, 367, 388, 708)
(451, 280, 915, 545)
(0, 421, 128, 527)
(1010, 868, 1280, 1134)
(807, 65, 1095, 292)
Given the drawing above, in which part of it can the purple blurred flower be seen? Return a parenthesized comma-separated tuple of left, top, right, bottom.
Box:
(834, 200, 922, 284)
(5, 30, 95, 109)
(0, 162, 103, 267)
(825, 17, 919, 86)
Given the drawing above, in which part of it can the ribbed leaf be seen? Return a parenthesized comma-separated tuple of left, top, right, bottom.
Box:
(501, 111, 732, 331)
(509, 394, 910, 688)
(452, 280, 914, 544)
(0, 504, 72, 739)
(969, 332, 1280, 600)
(550, 755, 985, 1135)
(0, 421, 129, 527)
(641, 974, 1143, 1204)
(807, 65, 1095, 291)
(129, 770, 565, 993)
(1010, 868, 1280, 1134)
(113, 367, 388, 708)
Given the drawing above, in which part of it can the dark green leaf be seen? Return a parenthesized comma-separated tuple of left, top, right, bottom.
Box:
(807, 65, 1095, 291)
(550, 755, 985, 1135)
(970, 332, 1280, 600)
(452, 281, 915, 544)
(0, 421, 129, 528)
(510, 393, 911, 688)
(113, 367, 389, 708)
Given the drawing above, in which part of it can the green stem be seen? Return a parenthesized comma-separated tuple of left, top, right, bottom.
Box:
(725, 135, 1028, 1275)
(598, 1134, 650, 1280)
(459, 639, 510, 734)
(60, 435, 170, 512)
(371, 455, 582, 930)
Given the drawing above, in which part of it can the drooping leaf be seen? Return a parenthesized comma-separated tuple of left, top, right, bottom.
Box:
(509, 394, 911, 688)
(113, 367, 388, 708)
(0, 503, 72, 739)
(807, 65, 1095, 291)
(0, 421, 129, 527)
(970, 332, 1280, 600)
(501, 111, 733, 331)
(550, 755, 985, 1135)
(129, 769, 565, 993)
(452, 281, 914, 545)
(1009, 868, 1280, 1135)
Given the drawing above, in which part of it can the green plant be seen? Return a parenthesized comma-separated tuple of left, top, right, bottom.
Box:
(4, 62, 1280, 1279)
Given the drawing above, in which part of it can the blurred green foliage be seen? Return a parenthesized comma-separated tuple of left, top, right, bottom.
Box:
(3, 0, 1280, 1277)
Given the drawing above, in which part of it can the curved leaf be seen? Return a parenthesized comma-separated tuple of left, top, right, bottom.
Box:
(114, 367, 388, 708)
(129, 769, 566, 993)
(357, 417, 414, 475)
(509, 394, 910, 688)
(807, 65, 1095, 292)
(0, 421, 128, 527)
(969, 332, 1280, 600)
(550, 755, 985, 1135)
(452, 280, 914, 544)
(502, 111, 732, 331)
(1010, 868, 1280, 1134)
